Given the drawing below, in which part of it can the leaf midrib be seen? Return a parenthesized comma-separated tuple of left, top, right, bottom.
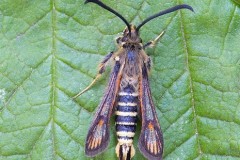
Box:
(177, 0, 202, 158)
(50, 0, 57, 158)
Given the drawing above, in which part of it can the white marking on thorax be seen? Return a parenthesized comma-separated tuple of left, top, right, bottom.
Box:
(115, 56, 120, 61)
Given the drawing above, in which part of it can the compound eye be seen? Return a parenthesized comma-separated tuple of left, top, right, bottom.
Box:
(116, 37, 121, 44)
(122, 36, 128, 42)
(123, 27, 129, 35)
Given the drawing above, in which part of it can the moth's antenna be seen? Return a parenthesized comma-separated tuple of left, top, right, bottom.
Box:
(136, 4, 194, 31)
(85, 0, 131, 34)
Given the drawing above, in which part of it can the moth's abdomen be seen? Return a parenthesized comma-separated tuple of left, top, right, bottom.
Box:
(115, 85, 138, 159)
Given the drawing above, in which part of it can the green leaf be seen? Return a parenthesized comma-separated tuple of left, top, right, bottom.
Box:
(0, 0, 240, 160)
(231, 0, 240, 5)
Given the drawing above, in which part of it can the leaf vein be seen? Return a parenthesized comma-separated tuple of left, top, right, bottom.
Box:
(164, 134, 198, 157)
(56, 56, 96, 79)
(55, 122, 82, 145)
(220, 6, 236, 58)
(177, 0, 202, 156)
(164, 107, 192, 132)
(50, 0, 57, 158)
(199, 115, 240, 126)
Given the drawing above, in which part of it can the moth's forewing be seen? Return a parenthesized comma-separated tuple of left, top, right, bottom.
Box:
(138, 64, 164, 160)
(85, 61, 122, 156)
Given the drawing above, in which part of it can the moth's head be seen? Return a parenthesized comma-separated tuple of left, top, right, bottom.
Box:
(122, 25, 141, 43)
(115, 26, 140, 46)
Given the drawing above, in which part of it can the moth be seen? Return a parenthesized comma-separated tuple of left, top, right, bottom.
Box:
(75, 0, 193, 160)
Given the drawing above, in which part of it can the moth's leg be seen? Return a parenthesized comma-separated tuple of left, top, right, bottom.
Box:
(143, 31, 165, 49)
(73, 52, 114, 98)
(146, 56, 152, 71)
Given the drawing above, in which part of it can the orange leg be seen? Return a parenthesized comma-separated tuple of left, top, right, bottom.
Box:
(143, 31, 165, 49)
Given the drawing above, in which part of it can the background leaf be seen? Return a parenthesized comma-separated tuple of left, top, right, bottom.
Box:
(0, 0, 240, 160)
